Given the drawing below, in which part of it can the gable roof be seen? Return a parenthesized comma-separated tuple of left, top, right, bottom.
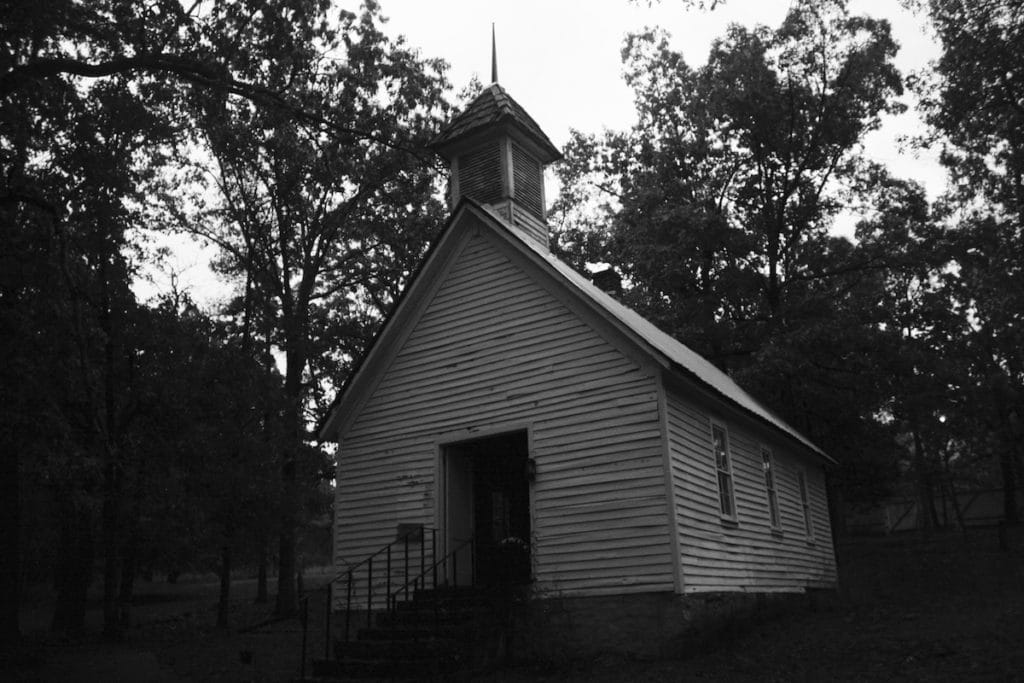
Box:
(319, 198, 832, 464)
(429, 84, 562, 163)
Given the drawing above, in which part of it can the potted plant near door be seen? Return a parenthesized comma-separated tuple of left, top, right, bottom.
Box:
(496, 536, 530, 587)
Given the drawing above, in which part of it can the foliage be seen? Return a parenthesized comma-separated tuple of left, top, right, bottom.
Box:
(1, 0, 453, 635)
(173, 1, 450, 615)
(916, 0, 1024, 521)
(553, 0, 905, 479)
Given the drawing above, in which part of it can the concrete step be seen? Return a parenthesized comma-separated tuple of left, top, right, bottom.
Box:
(335, 635, 464, 661)
(315, 586, 505, 679)
(380, 603, 494, 627)
(356, 622, 485, 641)
(311, 654, 466, 680)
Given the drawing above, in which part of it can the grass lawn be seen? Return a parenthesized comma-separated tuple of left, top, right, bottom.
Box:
(6, 526, 1023, 682)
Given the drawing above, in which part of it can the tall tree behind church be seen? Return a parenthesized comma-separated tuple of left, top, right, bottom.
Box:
(552, 0, 904, 472)
(917, 0, 1024, 522)
(181, 3, 450, 615)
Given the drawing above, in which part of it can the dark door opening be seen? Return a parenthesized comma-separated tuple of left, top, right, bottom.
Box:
(444, 431, 531, 587)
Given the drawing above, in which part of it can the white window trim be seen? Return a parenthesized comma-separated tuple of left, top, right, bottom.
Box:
(797, 469, 815, 541)
(761, 446, 782, 532)
(710, 420, 737, 522)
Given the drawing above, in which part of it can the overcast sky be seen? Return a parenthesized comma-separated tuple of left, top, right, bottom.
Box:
(140, 0, 947, 307)
(380, 0, 945, 197)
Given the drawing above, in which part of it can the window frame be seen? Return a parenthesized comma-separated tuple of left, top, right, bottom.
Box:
(710, 420, 737, 522)
(761, 446, 782, 532)
(797, 469, 814, 541)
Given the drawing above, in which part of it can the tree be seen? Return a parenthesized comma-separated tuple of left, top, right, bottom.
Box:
(0, 0, 396, 147)
(133, 297, 282, 628)
(0, 37, 188, 633)
(2, 0, 454, 633)
(553, 0, 904, 464)
(849, 170, 968, 528)
(179, 2, 450, 615)
(917, 0, 1024, 523)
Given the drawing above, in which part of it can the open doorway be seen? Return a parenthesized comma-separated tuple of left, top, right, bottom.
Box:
(443, 431, 531, 587)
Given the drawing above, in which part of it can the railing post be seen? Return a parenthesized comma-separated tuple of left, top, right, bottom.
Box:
(432, 528, 438, 590)
(386, 545, 392, 614)
(366, 557, 373, 630)
(324, 581, 332, 660)
(420, 528, 426, 579)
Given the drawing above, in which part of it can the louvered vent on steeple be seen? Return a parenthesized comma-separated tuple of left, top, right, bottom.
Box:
(512, 141, 543, 218)
(458, 141, 504, 206)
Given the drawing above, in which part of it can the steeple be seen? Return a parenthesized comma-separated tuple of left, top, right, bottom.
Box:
(429, 38, 562, 252)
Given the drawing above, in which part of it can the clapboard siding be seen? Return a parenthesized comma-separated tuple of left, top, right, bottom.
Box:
(665, 389, 837, 592)
(336, 231, 673, 598)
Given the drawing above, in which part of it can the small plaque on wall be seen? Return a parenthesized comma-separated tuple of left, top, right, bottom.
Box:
(396, 523, 424, 544)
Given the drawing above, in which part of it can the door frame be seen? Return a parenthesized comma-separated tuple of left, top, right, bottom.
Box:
(434, 422, 535, 583)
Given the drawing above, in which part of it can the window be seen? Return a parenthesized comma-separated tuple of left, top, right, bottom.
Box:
(711, 422, 736, 519)
(798, 470, 814, 540)
(762, 447, 781, 530)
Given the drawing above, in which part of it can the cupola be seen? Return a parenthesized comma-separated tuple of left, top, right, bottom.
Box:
(429, 52, 562, 252)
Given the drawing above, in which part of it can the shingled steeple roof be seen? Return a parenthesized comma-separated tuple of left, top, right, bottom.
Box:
(429, 83, 562, 164)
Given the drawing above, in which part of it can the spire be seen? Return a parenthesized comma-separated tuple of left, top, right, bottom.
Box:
(491, 24, 498, 84)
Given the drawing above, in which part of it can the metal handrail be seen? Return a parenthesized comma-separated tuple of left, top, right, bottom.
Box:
(333, 526, 438, 647)
(329, 525, 433, 587)
(302, 530, 480, 677)
(387, 537, 474, 611)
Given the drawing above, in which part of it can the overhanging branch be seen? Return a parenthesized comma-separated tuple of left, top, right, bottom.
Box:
(2, 53, 427, 157)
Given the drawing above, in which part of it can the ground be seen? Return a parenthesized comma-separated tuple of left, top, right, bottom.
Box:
(5, 527, 1023, 682)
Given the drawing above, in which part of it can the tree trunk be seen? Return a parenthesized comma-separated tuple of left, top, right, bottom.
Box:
(101, 454, 123, 639)
(99, 255, 125, 640)
(911, 426, 937, 533)
(217, 544, 231, 629)
(1000, 448, 1019, 525)
(275, 502, 297, 616)
(994, 379, 1021, 526)
(51, 502, 93, 636)
(118, 525, 138, 629)
(0, 439, 20, 645)
(766, 222, 782, 321)
(256, 537, 268, 604)
(274, 348, 304, 617)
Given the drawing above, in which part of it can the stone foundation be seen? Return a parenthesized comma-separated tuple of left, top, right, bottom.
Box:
(505, 588, 836, 662)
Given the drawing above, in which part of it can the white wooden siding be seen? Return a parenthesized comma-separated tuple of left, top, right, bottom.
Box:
(665, 390, 837, 592)
(335, 230, 673, 600)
